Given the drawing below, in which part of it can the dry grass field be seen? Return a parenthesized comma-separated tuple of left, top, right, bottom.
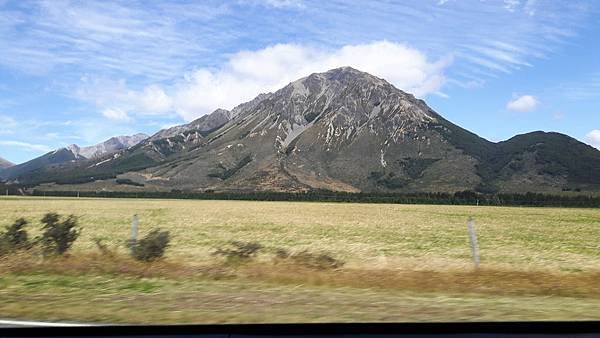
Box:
(1, 196, 600, 323)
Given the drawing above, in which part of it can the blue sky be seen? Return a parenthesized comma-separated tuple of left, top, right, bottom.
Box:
(1, 0, 599, 164)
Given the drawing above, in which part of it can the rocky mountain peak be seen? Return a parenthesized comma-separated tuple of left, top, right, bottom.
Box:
(66, 133, 149, 159)
(149, 108, 233, 142)
(232, 67, 437, 154)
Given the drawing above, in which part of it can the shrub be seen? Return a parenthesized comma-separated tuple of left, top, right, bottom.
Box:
(93, 237, 115, 257)
(274, 248, 290, 259)
(131, 229, 170, 262)
(288, 250, 345, 270)
(0, 218, 31, 254)
(40, 212, 80, 256)
(212, 241, 262, 264)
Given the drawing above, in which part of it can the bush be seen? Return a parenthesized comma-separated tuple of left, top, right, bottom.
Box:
(93, 237, 115, 257)
(131, 229, 170, 262)
(212, 241, 262, 264)
(40, 212, 81, 256)
(0, 218, 31, 256)
(287, 250, 345, 270)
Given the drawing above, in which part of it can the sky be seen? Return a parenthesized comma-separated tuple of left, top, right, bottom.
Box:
(0, 0, 599, 164)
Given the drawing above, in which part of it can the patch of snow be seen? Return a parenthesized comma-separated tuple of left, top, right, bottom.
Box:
(380, 148, 387, 167)
(87, 157, 112, 168)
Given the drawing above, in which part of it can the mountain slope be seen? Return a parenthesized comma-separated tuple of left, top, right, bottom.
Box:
(0, 156, 14, 170)
(149, 109, 231, 141)
(8, 67, 600, 193)
(0, 133, 148, 181)
(70, 133, 148, 159)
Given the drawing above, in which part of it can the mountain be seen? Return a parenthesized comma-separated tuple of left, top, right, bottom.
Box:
(5, 67, 600, 193)
(68, 133, 148, 159)
(0, 133, 148, 182)
(149, 109, 231, 141)
(0, 157, 14, 170)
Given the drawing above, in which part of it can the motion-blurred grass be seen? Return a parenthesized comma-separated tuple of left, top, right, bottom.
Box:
(1, 196, 599, 271)
(1, 196, 600, 323)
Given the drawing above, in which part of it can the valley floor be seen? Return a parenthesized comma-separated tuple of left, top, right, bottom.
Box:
(1, 197, 599, 323)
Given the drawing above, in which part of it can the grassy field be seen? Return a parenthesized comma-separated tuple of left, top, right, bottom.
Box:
(1, 196, 600, 323)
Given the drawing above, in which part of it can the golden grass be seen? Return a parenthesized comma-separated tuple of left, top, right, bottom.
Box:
(1, 196, 599, 271)
(1, 196, 600, 323)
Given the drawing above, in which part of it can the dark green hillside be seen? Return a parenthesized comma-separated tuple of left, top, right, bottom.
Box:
(499, 132, 600, 185)
(0, 148, 82, 181)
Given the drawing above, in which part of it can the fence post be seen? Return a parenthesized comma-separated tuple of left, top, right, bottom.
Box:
(467, 217, 480, 269)
(130, 214, 139, 254)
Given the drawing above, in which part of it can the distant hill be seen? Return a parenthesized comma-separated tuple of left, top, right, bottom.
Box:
(0, 156, 14, 170)
(0, 133, 148, 181)
(3, 67, 600, 194)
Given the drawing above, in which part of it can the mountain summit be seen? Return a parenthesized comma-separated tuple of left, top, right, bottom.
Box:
(3, 67, 600, 193)
(67, 133, 149, 159)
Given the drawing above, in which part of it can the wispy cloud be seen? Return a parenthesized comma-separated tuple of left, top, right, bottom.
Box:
(0, 0, 593, 87)
(0, 140, 52, 152)
(558, 72, 600, 101)
(0, 0, 229, 79)
(246, 0, 305, 9)
(287, 1, 594, 86)
(0, 114, 17, 135)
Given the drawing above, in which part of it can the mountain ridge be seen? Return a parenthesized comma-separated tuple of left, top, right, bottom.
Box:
(3, 67, 599, 194)
(0, 133, 148, 181)
(0, 156, 14, 170)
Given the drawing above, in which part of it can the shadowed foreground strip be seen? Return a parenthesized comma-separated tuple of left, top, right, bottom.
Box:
(1, 252, 600, 323)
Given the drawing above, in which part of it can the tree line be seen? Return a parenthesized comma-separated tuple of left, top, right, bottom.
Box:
(26, 189, 600, 208)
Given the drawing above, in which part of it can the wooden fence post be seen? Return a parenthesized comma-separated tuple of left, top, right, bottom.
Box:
(130, 214, 139, 253)
(467, 217, 480, 269)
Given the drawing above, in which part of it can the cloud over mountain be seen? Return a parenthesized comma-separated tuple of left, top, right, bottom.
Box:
(586, 130, 600, 150)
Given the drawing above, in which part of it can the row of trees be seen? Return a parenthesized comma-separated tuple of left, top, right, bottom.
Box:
(29, 189, 600, 208)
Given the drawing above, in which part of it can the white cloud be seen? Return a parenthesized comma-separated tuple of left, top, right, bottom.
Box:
(102, 108, 132, 122)
(257, 0, 304, 9)
(506, 95, 538, 112)
(585, 130, 600, 150)
(139, 85, 173, 113)
(504, 0, 521, 12)
(76, 78, 173, 118)
(0, 141, 52, 152)
(172, 41, 452, 121)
